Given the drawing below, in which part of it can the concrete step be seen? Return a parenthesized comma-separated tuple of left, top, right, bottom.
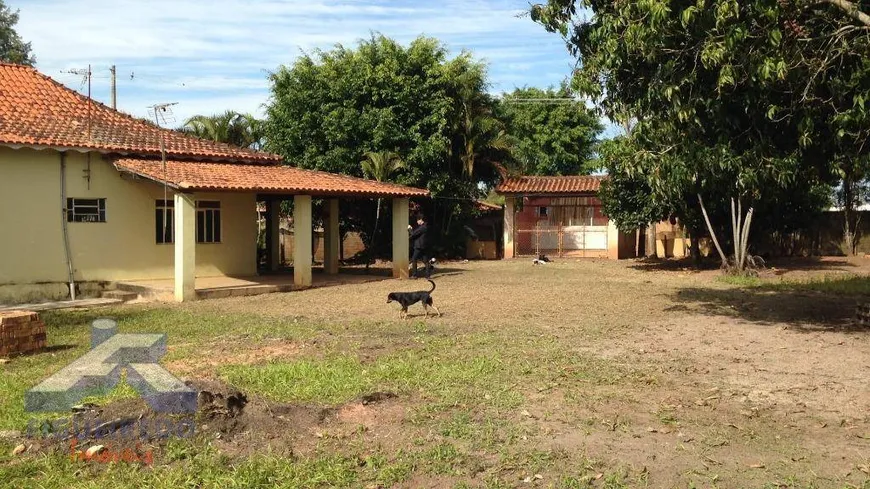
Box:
(100, 290, 139, 302)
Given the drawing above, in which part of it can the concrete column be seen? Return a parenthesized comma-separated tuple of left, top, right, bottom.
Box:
(392, 198, 409, 279)
(267, 199, 281, 271)
(323, 199, 340, 274)
(503, 198, 515, 259)
(174, 192, 196, 302)
(607, 218, 620, 260)
(293, 195, 313, 287)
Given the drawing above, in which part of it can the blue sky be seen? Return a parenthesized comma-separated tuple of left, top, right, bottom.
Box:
(14, 0, 617, 135)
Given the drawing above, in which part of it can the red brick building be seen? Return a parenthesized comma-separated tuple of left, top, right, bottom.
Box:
(496, 175, 637, 259)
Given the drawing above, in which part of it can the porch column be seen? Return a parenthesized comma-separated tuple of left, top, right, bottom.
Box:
(392, 197, 409, 279)
(323, 198, 340, 274)
(267, 198, 281, 271)
(503, 198, 515, 258)
(174, 192, 196, 302)
(607, 218, 620, 260)
(293, 195, 313, 287)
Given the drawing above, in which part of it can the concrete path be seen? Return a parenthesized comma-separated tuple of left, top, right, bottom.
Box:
(0, 298, 123, 312)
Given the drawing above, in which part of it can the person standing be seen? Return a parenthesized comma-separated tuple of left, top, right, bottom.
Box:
(408, 214, 431, 278)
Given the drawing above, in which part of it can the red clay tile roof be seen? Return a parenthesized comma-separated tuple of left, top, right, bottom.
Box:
(0, 63, 280, 164)
(115, 158, 429, 197)
(496, 175, 604, 195)
(474, 200, 503, 212)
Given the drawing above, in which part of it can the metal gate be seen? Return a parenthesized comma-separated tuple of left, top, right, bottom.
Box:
(515, 223, 608, 257)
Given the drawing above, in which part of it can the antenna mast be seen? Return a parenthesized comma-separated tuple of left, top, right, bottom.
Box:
(64, 65, 93, 140)
(148, 102, 179, 245)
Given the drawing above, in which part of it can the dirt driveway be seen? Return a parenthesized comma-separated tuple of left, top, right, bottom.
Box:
(4, 257, 869, 488)
(174, 257, 870, 488)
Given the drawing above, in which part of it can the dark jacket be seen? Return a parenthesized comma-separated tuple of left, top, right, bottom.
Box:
(409, 223, 429, 251)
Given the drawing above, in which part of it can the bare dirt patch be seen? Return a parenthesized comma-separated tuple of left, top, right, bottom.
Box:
(165, 339, 304, 377)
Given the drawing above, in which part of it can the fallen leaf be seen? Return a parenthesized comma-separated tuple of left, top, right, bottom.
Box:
(520, 410, 532, 418)
(534, 474, 543, 480)
(522, 476, 532, 483)
(11, 444, 26, 456)
(594, 473, 604, 480)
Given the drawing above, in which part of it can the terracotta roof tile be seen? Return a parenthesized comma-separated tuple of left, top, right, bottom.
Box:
(0, 63, 280, 163)
(474, 200, 503, 211)
(496, 175, 604, 195)
(115, 158, 429, 198)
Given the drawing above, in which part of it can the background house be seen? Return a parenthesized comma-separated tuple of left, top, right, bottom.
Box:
(496, 175, 637, 259)
(0, 63, 426, 304)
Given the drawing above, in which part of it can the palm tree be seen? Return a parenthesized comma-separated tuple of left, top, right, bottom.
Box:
(361, 150, 405, 267)
(179, 111, 263, 149)
(454, 78, 512, 177)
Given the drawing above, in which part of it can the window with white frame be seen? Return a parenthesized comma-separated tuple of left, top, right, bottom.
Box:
(156, 200, 174, 244)
(67, 198, 106, 223)
(196, 201, 221, 243)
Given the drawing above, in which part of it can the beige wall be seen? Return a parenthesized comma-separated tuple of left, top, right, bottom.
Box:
(0, 147, 257, 290)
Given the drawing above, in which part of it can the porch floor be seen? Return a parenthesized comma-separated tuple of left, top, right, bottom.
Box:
(116, 267, 393, 301)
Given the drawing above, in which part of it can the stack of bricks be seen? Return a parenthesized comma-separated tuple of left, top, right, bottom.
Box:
(0, 310, 47, 357)
(854, 303, 870, 327)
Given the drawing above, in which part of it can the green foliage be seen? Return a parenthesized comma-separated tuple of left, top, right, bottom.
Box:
(531, 0, 870, 262)
(361, 150, 404, 183)
(497, 86, 603, 176)
(264, 34, 503, 257)
(0, 0, 34, 66)
(178, 111, 263, 149)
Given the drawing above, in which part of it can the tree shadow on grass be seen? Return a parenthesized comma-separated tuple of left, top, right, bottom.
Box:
(670, 275, 870, 332)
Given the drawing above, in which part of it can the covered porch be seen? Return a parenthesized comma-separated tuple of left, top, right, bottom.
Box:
(115, 267, 394, 301)
(114, 158, 429, 302)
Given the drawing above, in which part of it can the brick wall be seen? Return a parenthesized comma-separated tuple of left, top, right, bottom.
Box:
(0, 310, 46, 356)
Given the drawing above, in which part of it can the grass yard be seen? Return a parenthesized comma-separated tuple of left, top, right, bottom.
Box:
(1, 258, 869, 488)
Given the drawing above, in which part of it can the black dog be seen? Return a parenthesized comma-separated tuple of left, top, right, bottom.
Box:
(387, 279, 441, 319)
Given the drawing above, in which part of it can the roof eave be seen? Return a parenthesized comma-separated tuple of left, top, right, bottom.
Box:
(0, 142, 282, 165)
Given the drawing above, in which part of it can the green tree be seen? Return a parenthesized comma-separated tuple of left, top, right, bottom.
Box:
(179, 111, 263, 149)
(498, 86, 603, 176)
(361, 150, 405, 265)
(0, 1, 34, 66)
(451, 72, 512, 177)
(531, 0, 870, 269)
(265, 34, 499, 257)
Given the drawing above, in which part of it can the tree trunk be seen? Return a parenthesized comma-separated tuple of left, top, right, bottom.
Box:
(843, 174, 857, 255)
(731, 198, 740, 267)
(366, 198, 382, 271)
(688, 224, 702, 269)
(698, 194, 728, 267)
(738, 208, 754, 270)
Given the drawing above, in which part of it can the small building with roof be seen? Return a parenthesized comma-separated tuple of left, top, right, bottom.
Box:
(495, 174, 637, 259)
(0, 63, 427, 304)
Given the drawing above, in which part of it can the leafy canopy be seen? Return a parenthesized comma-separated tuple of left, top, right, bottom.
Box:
(531, 0, 870, 258)
(497, 86, 603, 176)
(0, 0, 34, 66)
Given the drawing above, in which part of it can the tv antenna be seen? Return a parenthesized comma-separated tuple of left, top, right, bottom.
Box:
(64, 65, 93, 140)
(148, 102, 178, 244)
(148, 102, 178, 127)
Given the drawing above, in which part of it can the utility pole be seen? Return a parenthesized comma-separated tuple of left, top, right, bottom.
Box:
(110, 65, 117, 109)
